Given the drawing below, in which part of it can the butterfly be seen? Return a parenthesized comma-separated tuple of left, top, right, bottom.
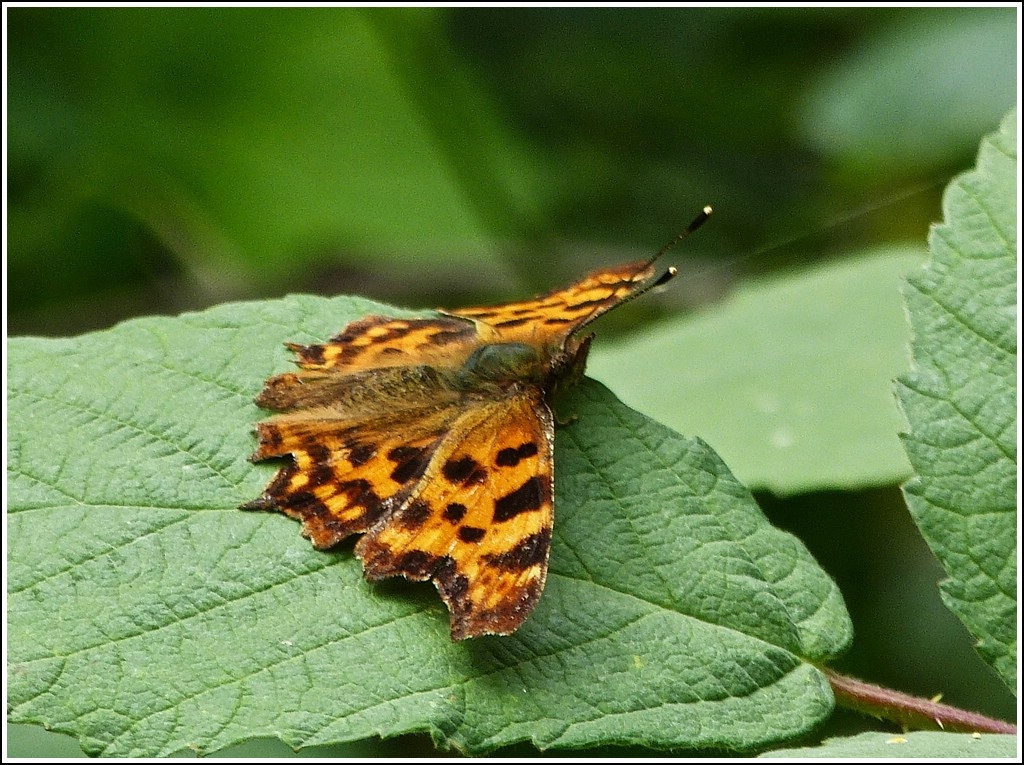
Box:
(243, 207, 711, 640)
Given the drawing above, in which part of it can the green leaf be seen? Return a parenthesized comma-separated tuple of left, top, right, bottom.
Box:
(7, 295, 851, 756)
(895, 109, 1017, 689)
(762, 730, 1018, 758)
(588, 246, 925, 495)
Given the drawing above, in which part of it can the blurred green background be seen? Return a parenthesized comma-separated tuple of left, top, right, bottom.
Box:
(6, 5, 1016, 757)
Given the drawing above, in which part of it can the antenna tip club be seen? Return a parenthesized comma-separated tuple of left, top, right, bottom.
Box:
(653, 266, 678, 287)
(687, 205, 713, 233)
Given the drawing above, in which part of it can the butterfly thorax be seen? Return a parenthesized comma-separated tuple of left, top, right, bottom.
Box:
(457, 336, 592, 394)
(457, 342, 545, 389)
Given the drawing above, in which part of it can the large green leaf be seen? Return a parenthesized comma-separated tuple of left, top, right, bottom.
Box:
(895, 109, 1017, 689)
(7, 295, 851, 756)
(588, 246, 924, 495)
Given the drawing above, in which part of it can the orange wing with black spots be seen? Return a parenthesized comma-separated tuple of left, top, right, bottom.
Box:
(245, 404, 458, 549)
(357, 393, 554, 640)
(284, 315, 481, 373)
(446, 260, 664, 349)
(245, 208, 711, 639)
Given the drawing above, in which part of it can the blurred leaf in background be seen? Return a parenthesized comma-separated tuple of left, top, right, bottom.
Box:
(5, 5, 1017, 758)
(7, 7, 1015, 335)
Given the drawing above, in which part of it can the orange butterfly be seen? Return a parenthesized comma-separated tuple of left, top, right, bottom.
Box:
(244, 207, 711, 639)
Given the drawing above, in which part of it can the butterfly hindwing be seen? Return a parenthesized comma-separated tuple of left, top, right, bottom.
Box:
(357, 392, 554, 639)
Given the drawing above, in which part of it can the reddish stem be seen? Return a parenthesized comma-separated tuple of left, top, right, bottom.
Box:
(822, 667, 1016, 735)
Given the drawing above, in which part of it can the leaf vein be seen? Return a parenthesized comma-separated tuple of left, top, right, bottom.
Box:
(11, 386, 241, 490)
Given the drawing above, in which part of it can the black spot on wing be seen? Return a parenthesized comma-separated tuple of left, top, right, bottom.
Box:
(457, 526, 486, 543)
(388, 445, 430, 484)
(334, 478, 384, 513)
(305, 463, 335, 487)
(306, 443, 331, 464)
(484, 529, 551, 571)
(395, 549, 431, 576)
(490, 317, 531, 329)
(493, 476, 546, 522)
(396, 550, 453, 579)
(348, 443, 375, 467)
(279, 489, 325, 515)
(495, 441, 539, 467)
(400, 500, 431, 529)
(289, 342, 326, 365)
(272, 476, 387, 547)
(430, 327, 476, 345)
(443, 503, 468, 523)
(330, 319, 409, 345)
(567, 295, 620, 312)
(264, 462, 298, 497)
(443, 455, 487, 485)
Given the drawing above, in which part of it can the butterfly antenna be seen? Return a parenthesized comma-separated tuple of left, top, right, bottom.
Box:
(649, 205, 713, 286)
(568, 205, 713, 333)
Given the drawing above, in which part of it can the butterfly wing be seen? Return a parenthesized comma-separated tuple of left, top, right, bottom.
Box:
(356, 391, 554, 640)
(245, 404, 461, 549)
(446, 259, 661, 347)
(245, 312, 488, 548)
(244, 349, 475, 548)
(284, 314, 480, 372)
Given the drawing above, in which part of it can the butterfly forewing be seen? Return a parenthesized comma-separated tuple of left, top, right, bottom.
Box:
(288, 315, 480, 372)
(247, 406, 460, 549)
(447, 260, 658, 348)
